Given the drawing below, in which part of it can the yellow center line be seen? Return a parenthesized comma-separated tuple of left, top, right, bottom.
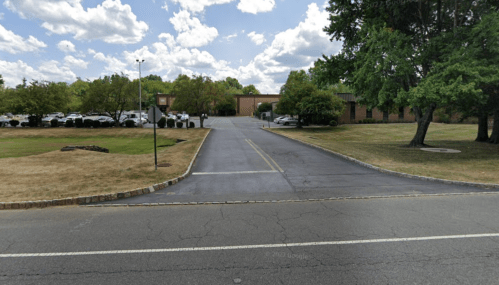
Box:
(245, 139, 275, 171)
(246, 139, 283, 172)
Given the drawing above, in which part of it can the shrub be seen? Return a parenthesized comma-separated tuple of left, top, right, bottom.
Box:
(157, 117, 167, 128)
(92, 120, 100, 128)
(75, 118, 83, 128)
(21, 122, 27, 127)
(125, 119, 135, 128)
(50, 118, 59, 127)
(9, 120, 19, 127)
(189, 121, 195, 128)
(83, 119, 93, 128)
(329, 120, 337, 127)
(28, 116, 38, 127)
(167, 118, 175, 128)
(176, 121, 183, 128)
(65, 119, 74, 128)
(101, 121, 110, 128)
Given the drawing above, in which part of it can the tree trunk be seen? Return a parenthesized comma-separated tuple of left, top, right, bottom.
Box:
(296, 114, 303, 128)
(475, 112, 489, 142)
(489, 109, 499, 144)
(408, 103, 437, 147)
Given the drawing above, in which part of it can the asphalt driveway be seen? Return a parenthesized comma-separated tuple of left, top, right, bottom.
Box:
(103, 117, 491, 204)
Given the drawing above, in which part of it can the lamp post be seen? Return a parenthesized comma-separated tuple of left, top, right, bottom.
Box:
(136, 59, 144, 127)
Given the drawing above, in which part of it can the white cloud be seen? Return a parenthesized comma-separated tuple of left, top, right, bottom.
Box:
(237, 0, 275, 14)
(169, 10, 218, 47)
(158, 33, 176, 49)
(247, 31, 266, 45)
(223, 33, 237, 42)
(170, 0, 234, 13)
(4, 0, 148, 44)
(93, 52, 128, 73)
(64, 55, 88, 69)
(161, 2, 168, 11)
(0, 24, 47, 54)
(57, 40, 76, 53)
(0, 59, 76, 87)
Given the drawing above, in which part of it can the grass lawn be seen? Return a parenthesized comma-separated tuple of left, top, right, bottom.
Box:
(0, 127, 209, 202)
(269, 123, 499, 185)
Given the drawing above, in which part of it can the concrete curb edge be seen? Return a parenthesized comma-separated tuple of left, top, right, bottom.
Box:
(0, 128, 212, 211)
(262, 128, 499, 190)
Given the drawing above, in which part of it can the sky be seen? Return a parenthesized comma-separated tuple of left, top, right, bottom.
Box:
(0, 0, 342, 93)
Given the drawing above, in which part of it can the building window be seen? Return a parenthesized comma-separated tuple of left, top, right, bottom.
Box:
(350, 102, 356, 120)
(383, 111, 389, 121)
(399, 107, 404, 119)
(366, 109, 372, 119)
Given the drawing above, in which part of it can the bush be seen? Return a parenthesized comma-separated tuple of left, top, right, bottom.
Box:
(101, 121, 110, 128)
(50, 118, 59, 127)
(65, 119, 74, 128)
(9, 120, 19, 127)
(75, 118, 83, 128)
(93, 120, 100, 128)
(329, 120, 337, 127)
(21, 122, 27, 127)
(189, 121, 195, 128)
(167, 118, 175, 128)
(83, 119, 93, 128)
(157, 117, 167, 128)
(125, 119, 135, 128)
(28, 116, 38, 127)
(176, 121, 183, 128)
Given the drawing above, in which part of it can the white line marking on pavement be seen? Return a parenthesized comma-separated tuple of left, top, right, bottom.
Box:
(2, 233, 499, 258)
(192, 170, 279, 175)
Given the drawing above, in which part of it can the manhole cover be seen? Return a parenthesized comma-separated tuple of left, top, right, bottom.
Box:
(420, 148, 461, 153)
(157, 163, 172, 167)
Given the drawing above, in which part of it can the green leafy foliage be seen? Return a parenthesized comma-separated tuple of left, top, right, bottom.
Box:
(101, 121, 110, 128)
(157, 117, 167, 128)
(50, 119, 58, 128)
(166, 118, 175, 128)
(83, 119, 93, 128)
(75, 118, 83, 128)
(189, 121, 195, 128)
(176, 121, 183, 128)
(125, 120, 135, 128)
(216, 94, 237, 116)
(257, 102, 272, 113)
(9, 120, 19, 127)
(92, 120, 100, 128)
(65, 119, 74, 128)
(242, 84, 260, 94)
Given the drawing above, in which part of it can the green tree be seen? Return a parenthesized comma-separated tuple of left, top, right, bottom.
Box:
(322, 0, 497, 146)
(242, 84, 260, 94)
(81, 73, 138, 125)
(223, 77, 243, 90)
(0, 74, 4, 86)
(257, 102, 272, 113)
(10, 80, 69, 126)
(276, 70, 316, 128)
(144, 74, 163, 81)
(299, 90, 345, 125)
(171, 75, 222, 128)
(215, 94, 237, 116)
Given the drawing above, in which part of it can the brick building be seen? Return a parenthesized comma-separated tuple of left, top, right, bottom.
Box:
(156, 92, 426, 124)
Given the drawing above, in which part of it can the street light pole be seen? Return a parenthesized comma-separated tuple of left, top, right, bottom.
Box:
(136, 59, 144, 127)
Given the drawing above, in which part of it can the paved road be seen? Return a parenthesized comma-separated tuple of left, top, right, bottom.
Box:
(1, 195, 499, 284)
(2, 116, 498, 284)
(107, 117, 491, 204)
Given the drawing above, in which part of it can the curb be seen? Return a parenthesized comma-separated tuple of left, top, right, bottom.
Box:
(262, 128, 499, 190)
(0, 129, 212, 211)
(83, 191, 499, 207)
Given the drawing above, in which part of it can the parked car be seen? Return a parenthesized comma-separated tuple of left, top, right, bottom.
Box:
(58, 114, 83, 126)
(176, 112, 189, 122)
(274, 116, 286, 124)
(0, 115, 9, 127)
(41, 116, 58, 127)
(97, 116, 116, 126)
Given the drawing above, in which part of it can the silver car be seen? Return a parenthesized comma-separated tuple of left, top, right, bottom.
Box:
(274, 116, 286, 124)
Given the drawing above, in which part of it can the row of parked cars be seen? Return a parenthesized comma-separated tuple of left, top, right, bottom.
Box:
(1, 111, 197, 128)
(273, 116, 305, 126)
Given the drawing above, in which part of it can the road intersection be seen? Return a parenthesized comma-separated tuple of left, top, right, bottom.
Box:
(1, 117, 498, 284)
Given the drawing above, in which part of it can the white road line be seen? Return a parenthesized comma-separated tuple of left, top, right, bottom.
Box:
(192, 170, 279, 175)
(2, 233, 499, 258)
